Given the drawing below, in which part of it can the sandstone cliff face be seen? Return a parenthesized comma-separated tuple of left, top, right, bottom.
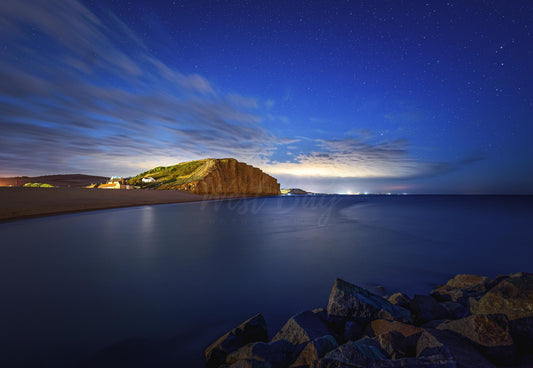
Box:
(176, 159, 280, 196)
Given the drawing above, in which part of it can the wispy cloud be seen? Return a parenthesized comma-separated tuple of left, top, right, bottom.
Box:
(0, 0, 468, 185)
(263, 137, 452, 179)
(0, 0, 285, 176)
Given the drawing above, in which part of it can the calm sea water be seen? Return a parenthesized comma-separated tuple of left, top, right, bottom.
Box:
(1, 195, 532, 367)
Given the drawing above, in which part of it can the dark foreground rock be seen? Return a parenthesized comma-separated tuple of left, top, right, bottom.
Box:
(205, 272, 533, 368)
(205, 314, 268, 368)
(272, 310, 335, 347)
(417, 328, 496, 367)
(435, 314, 515, 365)
(226, 340, 295, 368)
(431, 274, 494, 306)
(327, 279, 412, 325)
(409, 295, 450, 325)
(291, 335, 338, 367)
(470, 272, 533, 351)
(324, 340, 387, 366)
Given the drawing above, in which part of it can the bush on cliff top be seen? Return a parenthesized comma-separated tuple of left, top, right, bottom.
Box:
(23, 183, 54, 187)
(128, 159, 212, 189)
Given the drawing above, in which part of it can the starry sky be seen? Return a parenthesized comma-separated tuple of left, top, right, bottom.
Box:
(1, 0, 532, 194)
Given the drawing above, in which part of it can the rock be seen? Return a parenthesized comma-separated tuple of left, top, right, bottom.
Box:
(416, 329, 496, 368)
(439, 302, 466, 320)
(373, 331, 408, 359)
(229, 359, 271, 368)
(509, 316, 533, 351)
(327, 279, 412, 325)
(372, 355, 457, 367)
(387, 293, 412, 310)
(290, 335, 338, 367)
(308, 358, 363, 367)
(435, 314, 515, 365)
(470, 272, 533, 349)
(349, 337, 385, 355)
(421, 320, 447, 329)
(205, 314, 269, 368)
(226, 340, 295, 368)
(364, 321, 425, 359)
(312, 308, 329, 323)
(470, 272, 533, 320)
(343, 321, 363, 342)
(431, 274, 493, 306)
(409, 295, 449, 325)
(324, 340, 387, 366)
(445, 274, 493, 290)
(368, 285, 386, 296)
(351, 333, 407, 360)
(365, 319, 425, 339)
(272, 310, 335, 347)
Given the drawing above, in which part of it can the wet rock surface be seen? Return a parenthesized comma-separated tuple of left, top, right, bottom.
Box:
(206, 272, 533, 368)
(205, 314, 268, 368)
(434, 314, 515, 365)
(327, 278, 412, 325)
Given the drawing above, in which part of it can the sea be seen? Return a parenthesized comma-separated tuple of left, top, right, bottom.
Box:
(0, 195, 532, 367)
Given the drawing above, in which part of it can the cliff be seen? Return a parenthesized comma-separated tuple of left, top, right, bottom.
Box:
(129, 158, 280, 196)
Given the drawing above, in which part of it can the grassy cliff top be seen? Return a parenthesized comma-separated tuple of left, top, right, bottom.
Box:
(129, 158, 233, 189)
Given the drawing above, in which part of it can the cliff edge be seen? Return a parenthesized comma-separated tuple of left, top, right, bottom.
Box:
(129, 158, 281, 196)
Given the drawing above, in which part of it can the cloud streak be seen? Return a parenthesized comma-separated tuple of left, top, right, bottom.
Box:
(0, 0, 283, 176)
(263, 138, 452, 179)
(0, 0, 467, 188)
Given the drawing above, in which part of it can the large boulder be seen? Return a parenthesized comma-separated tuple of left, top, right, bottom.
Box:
(364, 320, 425, 361)
(228, 359, 271, 368)
(226, 340, 295, 368)
(311, 308, 329, 323)
(431, 274, 493, 306)
(435, 314, 515, 365)
(272, 310, 335, 347)
(327, 279, 412, 325)
(343, 321, 363, 342)
(365, 319, 425, 339)
(470, 272, 533, 349)
(205, 314, 269, 368)
(470, 272, 533, 320)
(364, 331, 407, 359)
(439, 302, 467, 320)
(324, 340, 386, 366)
(290, 335, 338, 367)
(387, 293, 412, 310)
(409, 295, 449, 325)
(416, 329, 496, 368)
(509, 316, 533, 351)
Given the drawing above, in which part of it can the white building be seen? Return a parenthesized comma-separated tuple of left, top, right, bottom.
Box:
(142, 177, 156, 183)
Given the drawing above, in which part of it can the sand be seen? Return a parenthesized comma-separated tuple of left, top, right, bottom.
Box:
(0, 187, 236, 221)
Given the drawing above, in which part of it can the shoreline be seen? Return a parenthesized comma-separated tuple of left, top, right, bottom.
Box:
(205, 272, 533, 368)
(0, 187, 260, 222)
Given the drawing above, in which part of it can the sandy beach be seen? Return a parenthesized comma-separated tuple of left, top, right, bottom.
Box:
(0, 187, 235, 221)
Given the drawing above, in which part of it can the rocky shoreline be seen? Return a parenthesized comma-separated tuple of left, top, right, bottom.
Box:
(205, 272, 533, 368)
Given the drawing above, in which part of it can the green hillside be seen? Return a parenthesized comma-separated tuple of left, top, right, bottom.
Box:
(129, 159, 217, 189)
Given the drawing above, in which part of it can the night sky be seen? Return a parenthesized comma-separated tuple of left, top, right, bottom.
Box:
(1, 0, 532, 194)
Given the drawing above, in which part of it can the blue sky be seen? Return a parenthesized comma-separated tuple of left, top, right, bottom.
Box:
(1, 0, 532, 193)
